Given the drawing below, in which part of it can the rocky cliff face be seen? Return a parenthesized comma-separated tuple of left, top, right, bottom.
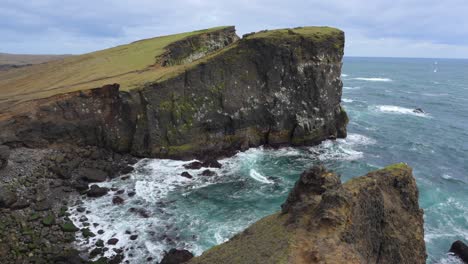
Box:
(0, 27, 347, 159)
(189, 163, 427, 264)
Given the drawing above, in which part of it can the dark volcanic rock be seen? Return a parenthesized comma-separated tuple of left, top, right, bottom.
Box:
(112, 196, 125, 205)
(181, 171, 193, 179)
(107, 238, 119, 245)
(449, 240, 468, 263)
(199, 169, 216, 177)
(0, 145, 10, 170)
(120, 165, 134, 174)
(87, 185, 109, 197)
(184, 162, 203, 170)
(201, 159, 222, 168)
(0, 27, 347, 161)
(161, 249, 194, 264)
(79, 167, 108, 182)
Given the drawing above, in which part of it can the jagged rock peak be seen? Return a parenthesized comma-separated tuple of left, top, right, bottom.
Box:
(189, 163, 427, 264)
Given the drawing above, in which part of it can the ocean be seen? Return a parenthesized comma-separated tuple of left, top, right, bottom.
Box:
(69, 57, 468, 263)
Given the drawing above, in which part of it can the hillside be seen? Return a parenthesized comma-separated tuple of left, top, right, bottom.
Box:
(0, 53, 71, 67)
(0, 26, 343, 113)
(0, 26, 237, 110)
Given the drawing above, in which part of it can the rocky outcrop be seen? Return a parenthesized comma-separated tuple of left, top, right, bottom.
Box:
(450, 240, 468, 263)
(189, 163, 427, 264)
(159, 26, 239, 66)
(0, 27, 347, 160)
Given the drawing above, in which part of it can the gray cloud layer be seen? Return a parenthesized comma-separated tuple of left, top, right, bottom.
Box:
(1, 0, 468, 58)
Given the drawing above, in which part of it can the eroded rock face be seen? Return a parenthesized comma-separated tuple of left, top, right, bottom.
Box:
(189, 163, 427, 264)
(0, 145, 10, 169)
(0, 27, 347, 160)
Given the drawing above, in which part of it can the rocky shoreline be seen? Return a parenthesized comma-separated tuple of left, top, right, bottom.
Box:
(0, 144, 138, 263)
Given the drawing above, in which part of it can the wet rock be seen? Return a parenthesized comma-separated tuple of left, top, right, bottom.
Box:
(160, 249, 194, 264)
(449, 240, 468, 263)
(97, 229, 105, 235)
(180, 172, 193, 179)
(413, 108, 425, 114)
(202, 159, 222, 168)
(79, 167, 108, 182)
(116, 189, 125, 195)
(128, 191, 136, 197)
(90, 247, 103, 258)
(109, 254, 124, 264)
(95, 239, 104, 247)
(107, 238, 119, 245)
(120, 165, 134, 174)
(0, 145, 10, 170)
(199, 169, 216, 177)
(61, 221, 79, 232)
(87, 185, 109, 197)
(112, 196, 125, 205)
(77, 206, 86, 213)
(54, 249, 86, 264)
(129, 235, 138, 240)
(82, 228, 96, 238)
(183, 161, 203, 170)
(129, 207, 150, 218)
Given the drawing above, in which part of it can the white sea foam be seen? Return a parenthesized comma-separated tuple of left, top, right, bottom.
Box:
(341, 74, 349, 77)
(437, 255, 464, 264)
(308, 133, 376, 161)
(343, 86, 361, 90)
(375, 105, 430, 118)
(249, 169, 274, 184)
(342, 98, 354, 103)
(353, 77, 393, 82)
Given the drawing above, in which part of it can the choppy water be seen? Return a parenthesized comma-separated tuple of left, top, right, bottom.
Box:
(70, 57, 468, 263)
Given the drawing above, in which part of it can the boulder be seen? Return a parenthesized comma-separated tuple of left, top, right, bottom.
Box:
(107, 238, 119, 245)
(200, 169, 216, 177)
(87, 185, 109, 197)
(0, 145, 10, 170)
(160, 249, 194, 264)
(0, 186, 17, 208)
(112, 196, 124, 205)
(183, 162, 203, 170)
(79, 167, 108, 182)
(449, 240, 468, 263)
(181, 172, 193, 179)
(201, 159, 222, 168)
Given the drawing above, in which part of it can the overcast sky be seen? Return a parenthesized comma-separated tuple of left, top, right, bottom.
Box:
(2, 0, 468, 58)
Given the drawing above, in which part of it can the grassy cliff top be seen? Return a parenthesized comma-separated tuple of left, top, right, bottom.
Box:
(0, 26, 343, 110)
(0, 26, 232, 107)
(245, 26, 343, 41)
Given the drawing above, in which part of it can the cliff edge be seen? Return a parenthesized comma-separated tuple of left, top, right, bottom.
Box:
(189, 163, 426, 264)
(0, 26, 347, 159)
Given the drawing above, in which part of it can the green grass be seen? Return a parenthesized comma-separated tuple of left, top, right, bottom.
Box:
(0, 26, 231, 107)
(246, 26, 342, 41)
(189, 213, 291, 264)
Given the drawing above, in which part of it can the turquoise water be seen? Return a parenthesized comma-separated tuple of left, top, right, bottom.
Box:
(71, 57, 468, 263)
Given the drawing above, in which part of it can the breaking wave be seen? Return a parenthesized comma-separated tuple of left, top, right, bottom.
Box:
(375, 105, 430, 118)
(353, 77, 393, 82)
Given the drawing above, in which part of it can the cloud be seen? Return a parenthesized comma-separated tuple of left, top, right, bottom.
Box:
(1, 0, 467, 58)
